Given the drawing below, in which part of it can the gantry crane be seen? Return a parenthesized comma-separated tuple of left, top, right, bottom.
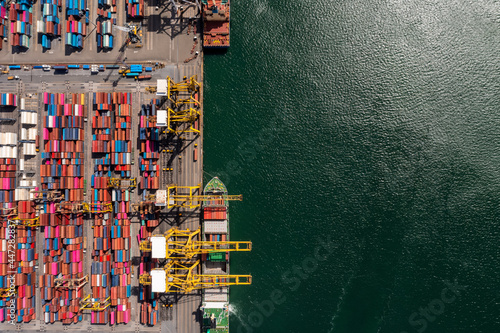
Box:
(108, 178, 137, 189)
(54, 275, 88, 289)
(0, 207, 17, 219)
(10, 216, 40, 228)
(0, 288, 14, 298)
(55, 202, 113, 214)
(30, 190, 64, 202)
(139, 260, 252, 293)
(79, 296, 111, 311)
(166, 76, 201, 106)
(165, 184, 242, 209)
(149, 107, 200, 134)
(131, 201, 160, 215)
(139, 227, 252, 260)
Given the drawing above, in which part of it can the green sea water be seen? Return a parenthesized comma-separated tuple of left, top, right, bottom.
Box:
(203, 1, 500, 332)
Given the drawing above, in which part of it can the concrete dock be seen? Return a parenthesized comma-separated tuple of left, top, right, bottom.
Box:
(0, 1, 205, 331)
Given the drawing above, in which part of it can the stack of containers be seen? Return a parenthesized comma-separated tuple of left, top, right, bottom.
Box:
(96, 6, 114, 49)
(126, 0, 143, 18)
(37, 0, 61, 49)
(138, 226, 159, 326)
(0, 153, 18, 323)
(0, 0, 7, 49)
(91, 92, 132, 324)
(0, 93, 17, 107)
(9, 0, 33, 49)
(14, 200, 37, 323)
(39, 93, 85, 324)
(203, 206, 229, 262)
(138, 100, 159, 227)
(65, 0, 86, 49)
(0, 142, 16, 203)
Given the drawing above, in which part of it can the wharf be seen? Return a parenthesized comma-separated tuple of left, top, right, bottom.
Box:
(0, 2, 204, 331)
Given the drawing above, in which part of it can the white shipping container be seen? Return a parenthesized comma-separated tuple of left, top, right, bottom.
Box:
(19, 158, 24, 171)
(15, 188, 29, 201)
(29, 128, 37, 140)
(24, 143, 36, 156)
(21, 128, 27, 140)
(0, 146, 17, 158)
(20, 98, 25, 110)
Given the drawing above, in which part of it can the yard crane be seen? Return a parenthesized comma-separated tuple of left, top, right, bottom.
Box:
(108, 178, 137, 189)
(10, 216, 40, 228)
(30, 190, 64, 202)
(139, 260, 252, 293)
(54, 275, 89, 289)
(79, 296, 111, 311)
(139, 227, 252, 260)
(131, 201, 160, 215)
(0, 207, 17, 219)
(55, 202, 113, 214)
(0, 288, 14, 298)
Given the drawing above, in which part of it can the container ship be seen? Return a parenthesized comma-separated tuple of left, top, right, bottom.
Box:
(201, 177, 231, 332)
(202, 0, 230, 49)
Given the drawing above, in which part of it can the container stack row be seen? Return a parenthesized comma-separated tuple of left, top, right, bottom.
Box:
(138, 225, 159, 326)
(0, 93, 17, 107)
(65, 0, 87, 48)
(9, 0, 33, 49)
(65, 19, 86, 49)
(40, 218, 85, 324)
(0, 156, 17, 323)
(96, 4, 115, 50)
(0, 0, 7, 49)
(40, 93, 85, 202)
(37, 0, 61, 49)
(91, 92, 132, 324)
(139, 100, 160, 194)
(126, 0, 143, 18)
(12, 201, 37, 323)
(39, 93, 86, 324)
(0, 156, 16, 203)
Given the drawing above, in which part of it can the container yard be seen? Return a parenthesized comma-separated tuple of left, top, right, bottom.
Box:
(0, 0, 250, 332)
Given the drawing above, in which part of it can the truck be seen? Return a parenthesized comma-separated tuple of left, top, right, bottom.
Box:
(42, 65, 51, 71)
(7, 76, 19, 80)
(53, 65, 68, 72)
(136, 75, 152, 80)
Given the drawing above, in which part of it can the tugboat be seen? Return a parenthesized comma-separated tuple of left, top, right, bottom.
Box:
(202, 0, 230, 49)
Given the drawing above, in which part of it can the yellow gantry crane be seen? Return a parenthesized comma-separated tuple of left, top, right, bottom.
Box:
(79, 296, 111, 311)
(166, 107, 200, 134)
(54, 275, 88, 289)
(0, 288, 15, 298)
(108, 178, 137, 189)
(10, 216, 40, 228)
(166, 75, 201, 107)
(55, 202, 113, 214)
(150, 108, 201, 134)
(139, 260, 252, 293)
(139, 227, 252, 260)
(165, 184, 242, 209)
